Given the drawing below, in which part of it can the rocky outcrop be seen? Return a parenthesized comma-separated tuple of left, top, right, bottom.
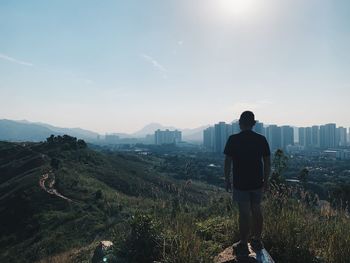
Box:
(92, 241, 117, 263)
(214, 246, 237, 263)
(214, 244, 275, 263)
(214, 245, 258, 263)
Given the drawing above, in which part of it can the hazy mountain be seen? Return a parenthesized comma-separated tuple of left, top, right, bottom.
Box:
(131, 123, 178, 137)
(0, 119, 54, 142)
(0, 119, 100, 142)
(181, 125, 210, 142)
(0, 119, 208, 143)
(34, 122, 99, 140)
(131, 123, 209, 142)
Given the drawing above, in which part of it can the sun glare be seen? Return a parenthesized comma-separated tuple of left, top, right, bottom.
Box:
(217, 0, 257, 19)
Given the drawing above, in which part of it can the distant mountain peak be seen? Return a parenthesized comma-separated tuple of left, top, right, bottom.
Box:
(132, 123, 178, 137)
(131, 123, 210, 142)
(0, 119, 100, 142)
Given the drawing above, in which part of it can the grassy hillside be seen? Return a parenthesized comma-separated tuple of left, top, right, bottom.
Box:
(1, 137, 350, 263)
(0, 137, 221, 263)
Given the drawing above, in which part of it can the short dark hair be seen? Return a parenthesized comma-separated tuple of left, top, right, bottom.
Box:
(239, 111, 256, 126)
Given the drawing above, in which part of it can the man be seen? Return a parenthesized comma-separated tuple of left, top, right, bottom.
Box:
(224, 111, 271, 258)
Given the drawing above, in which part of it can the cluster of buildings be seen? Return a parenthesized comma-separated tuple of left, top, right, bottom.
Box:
(298, 124, 347, 148)
(203, 121, 263, 153)
(203, 121, 349, 155)
(154, 129, 182, 145)
(103, 129, 182, 145)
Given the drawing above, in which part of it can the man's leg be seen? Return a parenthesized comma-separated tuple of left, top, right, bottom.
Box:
(251, 202, 263, 240)
(250, 190, 264, 250)
(232, 190, 251, 256)
(237, 201, 251, 244)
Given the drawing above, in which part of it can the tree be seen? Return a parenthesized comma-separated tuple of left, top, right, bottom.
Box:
(95, 189, 103, 200)
(118, 214, 162, 263)
(50, 158, 60, 170)
(298, 168, 309, 183)
(271, 149, 288, 184)
(77, 139, 87, 148)
(46, 134, 55, 144)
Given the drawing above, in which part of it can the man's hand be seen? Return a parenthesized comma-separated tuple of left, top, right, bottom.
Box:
(262, 155, 271, 193)
(225, 178, 232, 192)
(262, 181, 269, 192)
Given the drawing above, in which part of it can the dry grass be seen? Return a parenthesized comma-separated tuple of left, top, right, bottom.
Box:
(36, 242, 97, 263)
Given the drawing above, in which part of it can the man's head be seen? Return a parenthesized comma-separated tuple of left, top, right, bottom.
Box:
(239, 111, 256, 130)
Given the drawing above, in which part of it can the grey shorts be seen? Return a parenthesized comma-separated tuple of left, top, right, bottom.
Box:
(232, 188, 263, 204)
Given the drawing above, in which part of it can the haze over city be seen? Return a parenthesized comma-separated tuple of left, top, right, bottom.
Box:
(1, 0, 349, 134)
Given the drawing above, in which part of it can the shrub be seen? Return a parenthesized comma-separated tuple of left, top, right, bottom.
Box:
(117, 213, 162, 263)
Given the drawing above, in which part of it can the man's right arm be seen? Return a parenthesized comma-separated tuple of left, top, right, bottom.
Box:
(224, 155, 232, 192)
(263, 155, 271, 190)
(223, 136, 233, 192)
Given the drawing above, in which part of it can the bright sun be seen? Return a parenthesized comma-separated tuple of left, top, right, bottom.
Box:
(217, 0, 257, 18)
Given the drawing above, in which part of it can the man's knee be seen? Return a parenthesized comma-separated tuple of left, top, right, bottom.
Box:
(251, 203, 262, 216)
(238, 202, 251, 217)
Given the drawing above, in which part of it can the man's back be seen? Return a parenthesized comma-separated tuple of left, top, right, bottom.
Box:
(224, 130, 270, 191)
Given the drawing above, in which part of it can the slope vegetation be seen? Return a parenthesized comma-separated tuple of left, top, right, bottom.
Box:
(0, 136, 219, 262)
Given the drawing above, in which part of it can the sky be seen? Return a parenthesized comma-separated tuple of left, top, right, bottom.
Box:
(0, 0, 349, 134)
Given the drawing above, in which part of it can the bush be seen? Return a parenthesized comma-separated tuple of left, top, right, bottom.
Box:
(117, 213, 162, 263)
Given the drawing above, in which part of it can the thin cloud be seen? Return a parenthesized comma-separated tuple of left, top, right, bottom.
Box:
(0, 53, 33, 67)
(228, 100, 273, 114)
(1, 52, 94, 85)
(141, 54, 167, 76)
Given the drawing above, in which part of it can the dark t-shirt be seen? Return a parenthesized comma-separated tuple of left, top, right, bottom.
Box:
(224, 130, 270, 191)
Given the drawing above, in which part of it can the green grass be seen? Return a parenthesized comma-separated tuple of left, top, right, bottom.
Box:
(0, 138, 221, 262)
(140, 189, 350, 263)
(1, 138, 350, 263)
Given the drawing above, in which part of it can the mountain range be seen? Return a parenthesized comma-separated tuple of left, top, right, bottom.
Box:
(131, 122, 209, 141)
(0, 119, 208, 143)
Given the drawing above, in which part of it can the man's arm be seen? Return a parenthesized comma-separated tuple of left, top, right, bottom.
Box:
(224, 155, 232, 192)
(263, 155, 271, 190)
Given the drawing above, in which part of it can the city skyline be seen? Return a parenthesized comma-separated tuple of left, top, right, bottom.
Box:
(1, 0, 350, 133)
(203, 120, 349, 155)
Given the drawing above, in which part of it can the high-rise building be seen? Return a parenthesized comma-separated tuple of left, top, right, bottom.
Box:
(204, 121, 242, 153)
(305, 127, 312, 148)
(299, 127, 306, 147)
(299, 127, 312, 148)
(326, 123, 336, 148)
(319, 125, 326, 148)
(214, 122, 230, 153)
(281, 125, 294, 150)
(203, 127, 215, 150)
(337, 127, 347, 146)
(254, 121, 265, 135)
(266, 125, 282, 151)
(154, 129, 182, 145)
(232, 121, 240, 135)
(311, 125, 319, 147)
(320, 123, 336, 148)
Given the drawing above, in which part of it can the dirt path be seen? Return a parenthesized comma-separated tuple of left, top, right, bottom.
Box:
(39, 171, 73, 202)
